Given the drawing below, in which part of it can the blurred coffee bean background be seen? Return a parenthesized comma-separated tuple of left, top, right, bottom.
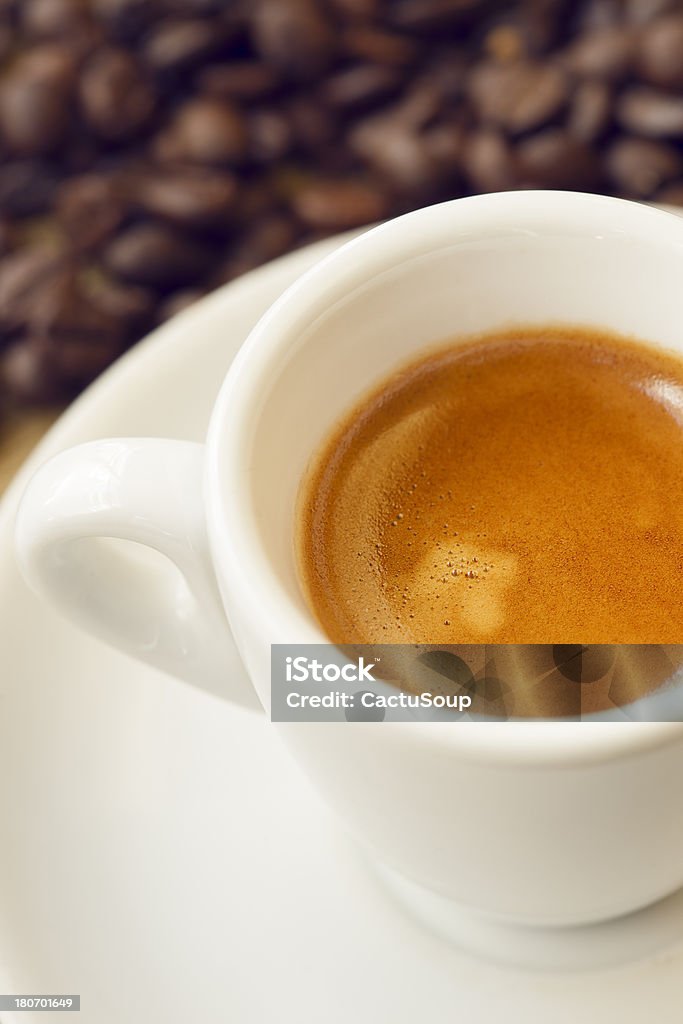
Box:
(0, 0, 682, 483)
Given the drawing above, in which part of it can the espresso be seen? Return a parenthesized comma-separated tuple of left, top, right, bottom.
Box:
(298, 327, 683, 645)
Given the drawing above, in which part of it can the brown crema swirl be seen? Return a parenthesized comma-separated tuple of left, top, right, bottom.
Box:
(298, 327, 683, 646)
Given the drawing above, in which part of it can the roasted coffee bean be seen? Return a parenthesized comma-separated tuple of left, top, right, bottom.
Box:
(342, 26, 420, 66)
(0, 220, 13, 258)
(156, 287, 205, 321)
(323, 64, 402, 112)
(16, 216, 67, 253)
(197, 62, 281, 100)
(21, 0, 94, 37)
(0, 25, 12, 64)
(636, 14, 683, 89)
(516, 129, 601, 189)
(133, 168, 238, 227)
(49, 333, 124, 384)
(563, 25, 635, 79)
(285, 96, 337, 152)
(483, 23, 526, 62)
(391, 81, 443, 130)
(467, 60, 569, 135)
(576, 0, 622, 31)
(461, 128, 517, 192)
(83, 271, 154, 327)
(0, 161, 59, 218)
(290, 178, 389, 229)
(418, 53, 467, 101)
(422, 122, 463, 172)
(606, 137, 682, 196)
(234, 213, 299, 263)
(154, 96, 247, 164)
(93, 0, 158, 39)
(0, 247, 64, 330)
(655, 181, 683, 206)
(389, 0, 482, 32)
(143, 18, 224, 74)
(625, 0, 680, 25)
(0, 47, 76, 157)
(350, 112, 437, 192)
(249, 0, 336, 80)
(1, 336, 66, 403)
(56, 173, 127, 249)
(232, 182, 279, 226)
(164, 0, 223, 11)
(567, 80, 612, 142)
(79, 47, 156, 140)
(481, 7, 564, 57)
(103, 222, 214, 287)
(10, 313, 126, 396)
(328, 0, 382, 18)
(248, 109, 292, 163)
(350, 75, 445, 178)
(216, 213, 301, 281)
(29, 266, 124, 344)
(617, 87, 683, 138)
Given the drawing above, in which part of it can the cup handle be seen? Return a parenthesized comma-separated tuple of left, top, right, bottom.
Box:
(14, 437, 260, 710)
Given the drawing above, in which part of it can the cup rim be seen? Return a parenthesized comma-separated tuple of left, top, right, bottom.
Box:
(206, 190, 683, 762)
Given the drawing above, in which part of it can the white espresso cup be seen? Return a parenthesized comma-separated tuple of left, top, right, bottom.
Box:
(14, 191, 683, 928)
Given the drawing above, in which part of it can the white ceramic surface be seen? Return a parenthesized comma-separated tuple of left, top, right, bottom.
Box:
(2, 229, 683, 1022)
(15, 193, 683, 929)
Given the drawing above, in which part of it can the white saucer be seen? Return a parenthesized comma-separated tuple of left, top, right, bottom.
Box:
(2, 232, 683, 1023)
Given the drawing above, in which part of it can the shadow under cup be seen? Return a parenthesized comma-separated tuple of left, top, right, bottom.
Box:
(244, 193, 683, 721)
